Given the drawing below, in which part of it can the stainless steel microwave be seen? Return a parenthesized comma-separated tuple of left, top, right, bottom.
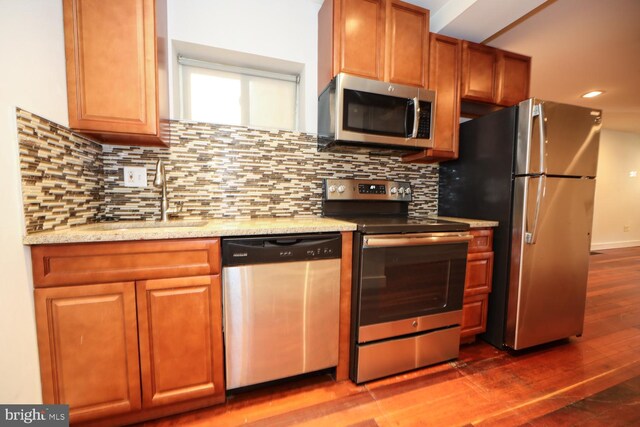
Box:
(318, 73, 435, 155)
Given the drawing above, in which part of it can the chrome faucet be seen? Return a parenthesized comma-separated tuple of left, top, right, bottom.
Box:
(153, 159, 172, 222)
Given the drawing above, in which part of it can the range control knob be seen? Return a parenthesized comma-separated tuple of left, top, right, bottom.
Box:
(405, 187, 411, 195)
(328, 185, 337, 193)
(390, 187, 398, 194)
(337, 185, 346, 193)
(398, 187, 405, 194)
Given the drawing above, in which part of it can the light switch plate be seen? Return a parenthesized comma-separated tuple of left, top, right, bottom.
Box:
(124, 166, 147, 187)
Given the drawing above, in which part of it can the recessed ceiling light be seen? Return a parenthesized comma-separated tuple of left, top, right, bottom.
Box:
(582, 90, 604, 98)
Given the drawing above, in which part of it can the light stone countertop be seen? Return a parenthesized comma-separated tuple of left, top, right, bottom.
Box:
(434, 216, 499, 229)
(23, 217, 358, 245)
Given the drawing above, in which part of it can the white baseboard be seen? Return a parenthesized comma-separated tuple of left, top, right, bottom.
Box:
(591, 240, 640, 251)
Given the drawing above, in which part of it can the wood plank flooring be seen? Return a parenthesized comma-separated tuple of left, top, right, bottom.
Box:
(141, 246, 640, 426)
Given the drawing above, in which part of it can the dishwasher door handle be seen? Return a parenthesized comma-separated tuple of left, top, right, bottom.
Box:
(363, 232, 472, 248)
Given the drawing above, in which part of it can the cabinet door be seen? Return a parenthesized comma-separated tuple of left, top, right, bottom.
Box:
(496, 50, 531, 106)
(338, 0, 386, 80)
(461, 293, 489, 339)
(385, 0, 429, 88)
(401, 33, 460, 164)
(137, 275, 225, 407)
(63, 0, 158, 136)
(461, 41, 498, 103)
(34, 282, 141, 424)
(428, 33, 461, 157)
(465, 251, 494, 296)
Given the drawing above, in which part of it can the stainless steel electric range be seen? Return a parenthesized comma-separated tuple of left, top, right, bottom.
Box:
(322, 178, 471, 383)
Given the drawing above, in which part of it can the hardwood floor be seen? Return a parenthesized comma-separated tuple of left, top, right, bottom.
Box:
(140, 246, 640, 426)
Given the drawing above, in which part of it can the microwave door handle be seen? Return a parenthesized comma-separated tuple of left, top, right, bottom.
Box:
(411, 97, 420, 138)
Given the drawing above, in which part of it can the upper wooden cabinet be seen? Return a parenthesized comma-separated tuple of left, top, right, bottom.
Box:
(461, 41, 498, 103)
(62, 0, 169, 146)
(461, 40, 531, 106)
(385, 0, 430, 88)
(495, 50, 531, 106)
(403, 33, 461, 164)
(318, 0, 429, 93)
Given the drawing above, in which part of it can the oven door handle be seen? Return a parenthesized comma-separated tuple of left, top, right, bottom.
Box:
(363, 232, 472, 248)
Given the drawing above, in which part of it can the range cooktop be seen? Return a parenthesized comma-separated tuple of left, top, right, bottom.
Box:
(329, 216, 469, 234)
(321, 178, 469, 234)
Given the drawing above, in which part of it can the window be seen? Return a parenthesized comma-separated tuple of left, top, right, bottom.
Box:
(178, 56, 299, 131)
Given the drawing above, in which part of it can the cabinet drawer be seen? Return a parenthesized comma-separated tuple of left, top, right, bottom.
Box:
(32, 239, 220, 287)
(468, 228, 493, 253)
(461, 293, 488, 338)
(465, 251, 494, 295)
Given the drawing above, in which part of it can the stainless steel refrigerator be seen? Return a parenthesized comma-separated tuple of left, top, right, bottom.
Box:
(439, 98, 602, 350)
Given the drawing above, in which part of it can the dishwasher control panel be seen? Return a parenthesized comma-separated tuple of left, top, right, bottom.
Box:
(222, 233, 342, 266)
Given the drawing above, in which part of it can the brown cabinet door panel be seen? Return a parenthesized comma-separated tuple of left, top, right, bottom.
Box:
(461, 294, 489, 338)
(428, 33, 460, 155)
(465, 251, 494, 295)
(63, 0, 158, 136)
(401, 32, 458, 164)
(496, 50, 531, 106)
(137, 275, 225, 407)
(461, 41, 498, 103)
(338, 0, 385, 80)
(34, 282, 141, 424)
(385, 0, 429, 88)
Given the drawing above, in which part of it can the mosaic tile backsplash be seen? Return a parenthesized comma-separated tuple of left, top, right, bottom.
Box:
(17, 109, 104, 233)
(18, 109, 439, 233)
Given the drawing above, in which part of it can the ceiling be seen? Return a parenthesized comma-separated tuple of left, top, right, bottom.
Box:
(405, 0, 640, 134)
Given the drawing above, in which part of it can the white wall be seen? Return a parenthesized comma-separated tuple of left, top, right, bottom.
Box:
(0, 0, 68, 403)
(167, 0, 322, 133)
(592, 129, 640, 250)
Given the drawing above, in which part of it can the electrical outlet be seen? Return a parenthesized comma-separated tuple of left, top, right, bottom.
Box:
(630, 171, 637, 178)
(123, 166, 147, 188)
(623, 225, 631, 232)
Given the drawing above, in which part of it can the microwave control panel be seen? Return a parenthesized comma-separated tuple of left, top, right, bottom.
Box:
(323, 179, 412, 201)
(416, 101, 432, 139)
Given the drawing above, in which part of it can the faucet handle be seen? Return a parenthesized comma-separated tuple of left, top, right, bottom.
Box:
(153, 159, 165, 187)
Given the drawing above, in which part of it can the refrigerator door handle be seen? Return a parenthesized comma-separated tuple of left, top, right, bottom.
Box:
(532, 102, 547, 174)
(538, 102, 547, 173)
(525, 175, 546, 244)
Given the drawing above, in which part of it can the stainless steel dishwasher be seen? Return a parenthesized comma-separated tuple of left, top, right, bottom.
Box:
(222, 233, 342, 390)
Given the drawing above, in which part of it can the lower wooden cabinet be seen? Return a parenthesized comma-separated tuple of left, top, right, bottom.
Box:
(461, 228, 494, 343)
(137, 275, 225, 408)
(465, 251, 494, 296)
(32, 239, 225, 425)
(461, 293, 489, 340)
(35, 282, 142, 424)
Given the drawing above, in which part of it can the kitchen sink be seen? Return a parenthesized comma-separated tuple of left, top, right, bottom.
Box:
(85, 220, 208, 231)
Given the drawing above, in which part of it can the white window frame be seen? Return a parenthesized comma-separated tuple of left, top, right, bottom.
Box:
(177, 55, 301, 131)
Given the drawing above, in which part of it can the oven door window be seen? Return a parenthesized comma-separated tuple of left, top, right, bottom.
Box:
(343, 89, 413, 138)
(359, 243, 467, 326)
